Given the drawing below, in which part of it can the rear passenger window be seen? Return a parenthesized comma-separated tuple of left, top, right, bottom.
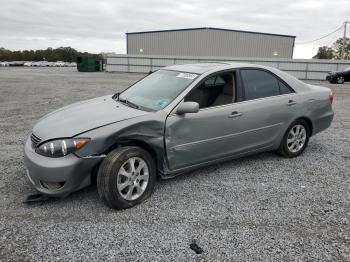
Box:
(279, 81, 292, 95)
(241, 69, 289, 100)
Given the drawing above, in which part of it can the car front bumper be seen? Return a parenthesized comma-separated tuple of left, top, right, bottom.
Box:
(326, 75, 335, 81)
(24, 137, 102, 197)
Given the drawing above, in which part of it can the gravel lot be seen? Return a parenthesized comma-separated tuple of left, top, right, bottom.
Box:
(0, 67, 349, 261)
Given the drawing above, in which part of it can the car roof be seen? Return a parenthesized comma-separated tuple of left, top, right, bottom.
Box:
(164, 62, 265, 74)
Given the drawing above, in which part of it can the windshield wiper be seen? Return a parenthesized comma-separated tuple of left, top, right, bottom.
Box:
(112, 92, 120, 100)
(118, 98, 139, 109)
(112, 93, 140, 109)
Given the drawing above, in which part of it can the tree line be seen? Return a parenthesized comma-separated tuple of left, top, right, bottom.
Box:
(313, 37, 350, 59)
(0, 46, 102, 62)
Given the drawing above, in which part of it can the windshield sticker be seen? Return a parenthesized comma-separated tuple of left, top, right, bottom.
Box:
(176, 73, 198, 80)
(155, 99, 168, 108)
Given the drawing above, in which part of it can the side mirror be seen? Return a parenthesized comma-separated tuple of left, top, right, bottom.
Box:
(176, 102, 199, 115)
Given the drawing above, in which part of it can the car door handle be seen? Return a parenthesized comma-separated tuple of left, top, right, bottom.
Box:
(228, 111, 243, 118)
(287, 100, 297, 106)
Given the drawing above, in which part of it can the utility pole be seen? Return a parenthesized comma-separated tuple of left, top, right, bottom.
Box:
(342, 21, 350, 59)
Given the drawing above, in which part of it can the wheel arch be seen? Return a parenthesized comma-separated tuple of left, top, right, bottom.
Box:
(105, 139, 159, 171)
(295, 116, 313, 136)
(91, 138, 161, 185)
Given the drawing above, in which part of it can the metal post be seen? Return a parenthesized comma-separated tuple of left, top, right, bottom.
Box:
(127, 56, 130, 73)
(342, 22, 346, 59)
(342, 21, 349, 60)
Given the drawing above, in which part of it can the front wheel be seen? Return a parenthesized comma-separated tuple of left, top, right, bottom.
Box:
(97, 146, 156, 209)
(277, 119, 310, 158)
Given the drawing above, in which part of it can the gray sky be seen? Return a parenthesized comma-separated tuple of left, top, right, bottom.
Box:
(0, 0, 349, 58)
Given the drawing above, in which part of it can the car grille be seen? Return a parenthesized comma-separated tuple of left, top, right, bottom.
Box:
(31, 133, 42, 148)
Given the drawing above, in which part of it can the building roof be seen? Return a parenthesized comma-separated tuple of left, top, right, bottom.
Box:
(126, 27, 296, 39)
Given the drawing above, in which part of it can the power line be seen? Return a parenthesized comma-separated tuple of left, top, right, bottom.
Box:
(295, 24, 343, 45)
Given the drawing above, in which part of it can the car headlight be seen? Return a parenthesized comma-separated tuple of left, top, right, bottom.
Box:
(36, 138, 90, 157)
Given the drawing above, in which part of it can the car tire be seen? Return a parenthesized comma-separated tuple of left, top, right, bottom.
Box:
(277, 119, 310, 158)
(97, 146, 156, 209)
(336, 76, 345, 84)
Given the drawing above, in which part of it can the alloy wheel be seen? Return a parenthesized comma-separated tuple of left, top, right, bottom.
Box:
(116, 157, 149, 201)
(337, 76, 344, 84)
(287, 124, 307, 153)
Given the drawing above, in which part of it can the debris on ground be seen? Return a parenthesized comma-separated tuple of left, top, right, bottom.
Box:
(190, 239, 204, 254)
(23, 193, 50, 203)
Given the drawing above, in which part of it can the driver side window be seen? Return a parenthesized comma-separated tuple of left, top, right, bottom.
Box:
(184, 72, 236, 109)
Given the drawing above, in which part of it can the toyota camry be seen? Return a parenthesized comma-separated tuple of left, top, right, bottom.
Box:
(24, 63, 334, 209)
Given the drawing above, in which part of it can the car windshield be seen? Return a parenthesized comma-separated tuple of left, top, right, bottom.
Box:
(118, 70, 198, 111)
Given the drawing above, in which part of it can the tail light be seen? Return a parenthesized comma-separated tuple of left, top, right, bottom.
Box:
(329, 93, 334, 104)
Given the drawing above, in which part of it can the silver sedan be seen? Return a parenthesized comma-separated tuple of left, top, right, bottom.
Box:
(24, 63, 334, 209)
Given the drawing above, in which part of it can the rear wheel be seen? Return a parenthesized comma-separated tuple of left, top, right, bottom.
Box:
(278, 119, 310, 158)
(336, 76, 345, 84)
(97, 146, 156, 209)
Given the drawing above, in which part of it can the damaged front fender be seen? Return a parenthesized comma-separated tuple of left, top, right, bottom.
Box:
(74, 111, 170, 174)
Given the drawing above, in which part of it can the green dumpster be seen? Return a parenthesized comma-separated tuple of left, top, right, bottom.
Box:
(77, 56, 103, 72)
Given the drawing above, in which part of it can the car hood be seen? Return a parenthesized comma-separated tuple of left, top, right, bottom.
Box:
(32, 95, 148, 141)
